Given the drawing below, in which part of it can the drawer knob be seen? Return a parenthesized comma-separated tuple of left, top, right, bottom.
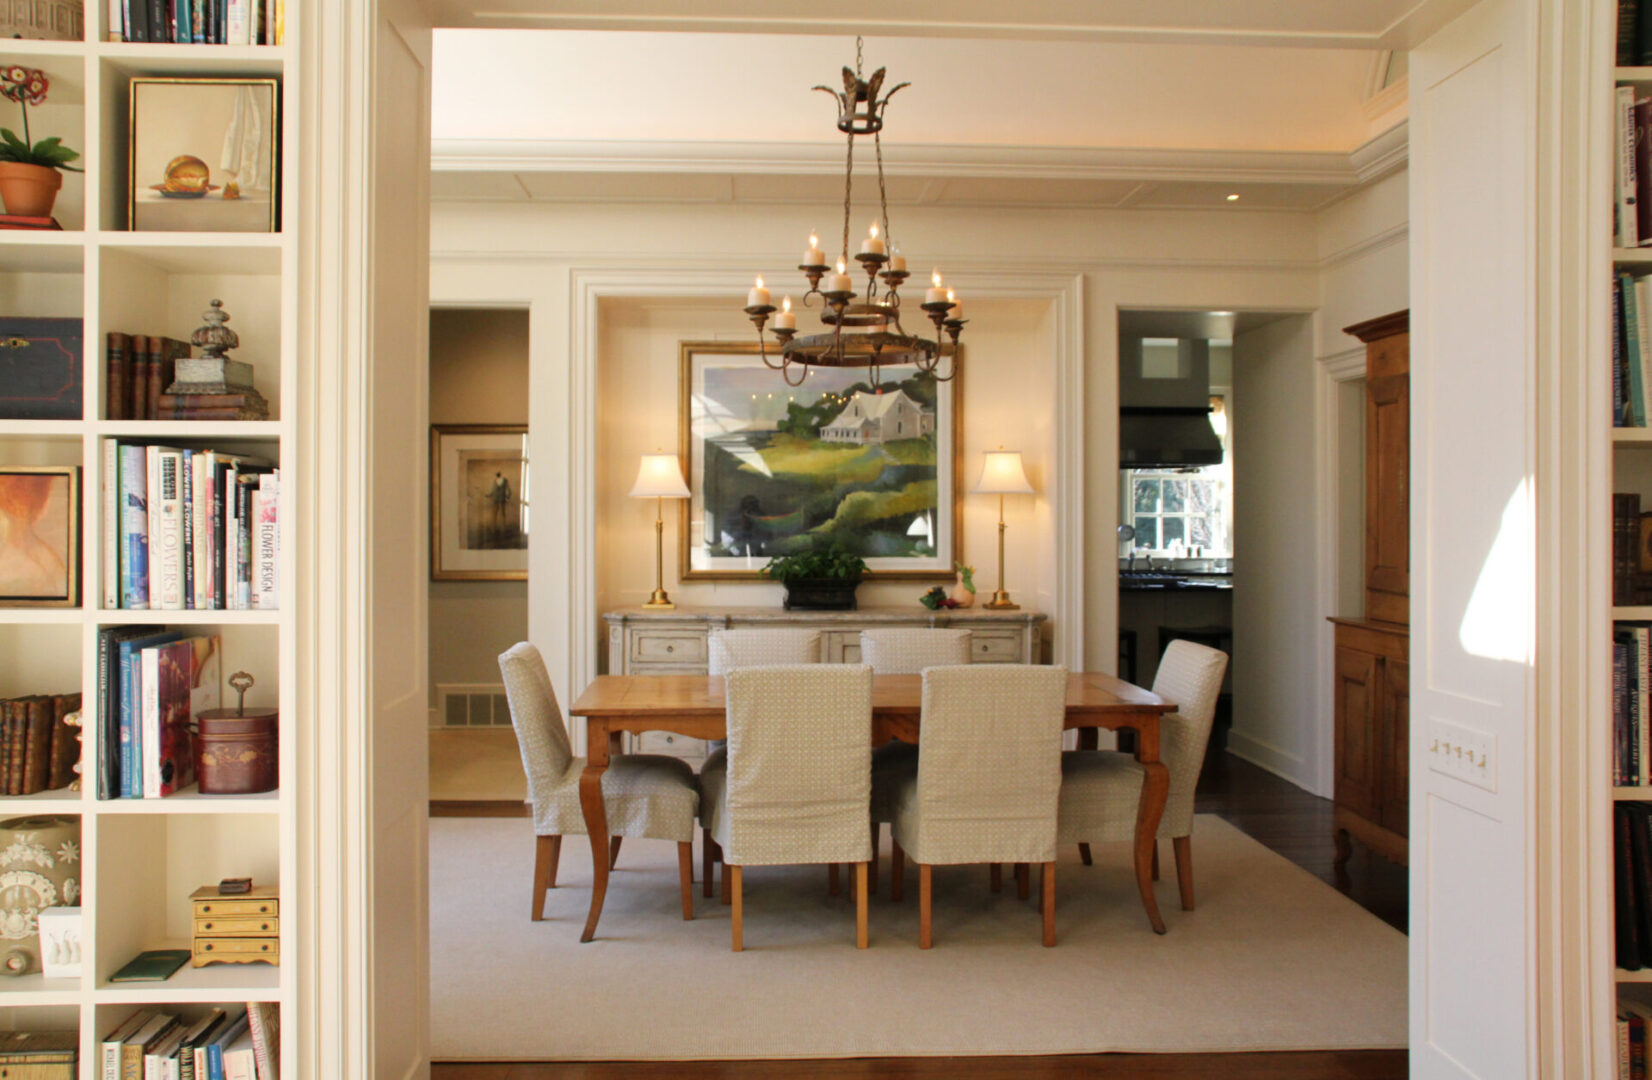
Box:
(261, 943, 271, 951)
(204, 922, 213, 930)
(666, 645, 674, 653)
(204, 943, 214, 952)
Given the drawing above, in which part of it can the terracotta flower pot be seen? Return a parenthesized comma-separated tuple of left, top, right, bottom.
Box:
(0, 162, 61, 218)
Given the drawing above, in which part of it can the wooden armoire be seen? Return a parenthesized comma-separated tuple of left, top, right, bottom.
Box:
(1330, 309, 1409, 870)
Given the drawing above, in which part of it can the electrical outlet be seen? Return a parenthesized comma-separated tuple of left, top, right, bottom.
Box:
(1428, 719, 1496, 792)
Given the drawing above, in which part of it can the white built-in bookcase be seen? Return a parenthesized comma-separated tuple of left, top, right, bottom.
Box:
(0, 10, 295, 1076)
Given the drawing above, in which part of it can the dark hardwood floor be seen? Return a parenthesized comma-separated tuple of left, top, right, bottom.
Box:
(431, 753, 1407, 1080)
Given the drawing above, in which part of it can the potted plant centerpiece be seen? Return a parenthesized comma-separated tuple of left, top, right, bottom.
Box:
(761, 543, 868, 611)
(0, 67, 79, 220)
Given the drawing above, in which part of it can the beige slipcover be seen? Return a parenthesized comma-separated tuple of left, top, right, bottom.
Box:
(861, 628, 973, 826)
(890, 664, 1068, 866)
(498, 642, 697, 843)
(1055, 639, 1229, 844)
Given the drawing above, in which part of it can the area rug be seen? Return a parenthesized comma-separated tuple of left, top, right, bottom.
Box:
(429, 814, 1406, 1060)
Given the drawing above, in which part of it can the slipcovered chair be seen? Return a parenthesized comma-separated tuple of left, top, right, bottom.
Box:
(860, 628, 972, 893)
(1056, 639, 1228, 911)
(888, 665, 1068, 948)
(709, 664, 875, 950)
(698, 629, 822, 897)
(498, 642, 699, 923)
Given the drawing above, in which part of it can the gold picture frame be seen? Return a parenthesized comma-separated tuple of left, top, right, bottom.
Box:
(129, 76, 280, 233)
(677, 341, 962, 582)
(430, 424, 529, 582)
(0, 465, 80, 607)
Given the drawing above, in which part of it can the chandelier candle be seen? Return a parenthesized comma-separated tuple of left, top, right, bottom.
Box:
(826, 259, 853, 295)
(805, 232, 825, 267)
(925, 272, 947, 305)
(747, 277, 770, 308)
(860, 222, 885, 255)
(889, 251, 906, 273)
(774, 297, 796, 330)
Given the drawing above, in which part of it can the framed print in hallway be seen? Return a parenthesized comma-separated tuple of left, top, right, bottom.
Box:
(678, 341, 961, 582)
(430, 424, 529, 581)
(0, 465, 79, 607)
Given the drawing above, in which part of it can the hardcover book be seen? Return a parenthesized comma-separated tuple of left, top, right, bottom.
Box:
(0, 317, 82, 421)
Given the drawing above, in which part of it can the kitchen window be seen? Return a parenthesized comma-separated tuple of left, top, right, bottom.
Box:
(1123, 395, 1232, 558)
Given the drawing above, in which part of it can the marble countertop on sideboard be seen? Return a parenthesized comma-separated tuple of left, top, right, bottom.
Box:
(602, 605, 1047, 625)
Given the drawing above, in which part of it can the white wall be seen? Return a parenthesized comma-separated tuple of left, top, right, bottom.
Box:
(427, 308, 530, 714)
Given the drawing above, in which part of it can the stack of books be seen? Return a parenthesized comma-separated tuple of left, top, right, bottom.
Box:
(163, 355, 269, 422)
(101, 442, 279, 611)
(0, 692, 81, 795)
(115, 0, 285, 45)
(94, 629, 219, 800)
(0, 1030, 75, 1079)
(104, 334, 192, 421)
(100, 1003, 278, 1080)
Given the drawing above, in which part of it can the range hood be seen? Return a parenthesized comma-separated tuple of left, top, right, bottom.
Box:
(1119, 337, 1223, 468)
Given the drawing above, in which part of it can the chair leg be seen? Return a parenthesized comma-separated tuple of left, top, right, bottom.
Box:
(990, 863, 1002, 893)
(1015, 862, 1030, 901)
(919, 864, 933, 949)
(702, 829, 715, 898)
(869, 824, 881, 896)
(609, 835, 623, 870)
(1078, 843, 1092, 866)
(829, 863, 841, 897)
(531, 835, 559, 921)
(1152, 841, 1160, 881)
(721, 855, 732, 905)
(891, 838, 905, 902)
(677, 841, 694, 921)
(855, 862, 869, 949)
(1042, 862, 1056, 947)
(1173, 835, 1195, 911)
(730, 865, 744, 952)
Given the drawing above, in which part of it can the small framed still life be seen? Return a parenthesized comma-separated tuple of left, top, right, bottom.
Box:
(128, 76, 279, 233)
(0, 465, 79, 607)
(430, 424, 529, 581)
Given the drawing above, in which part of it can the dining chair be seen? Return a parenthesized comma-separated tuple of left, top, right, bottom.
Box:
(1056, 639, 1228, 911)
(699, 629, 823, 897)
(888, 664, 1068, 948)
(860, 628, 972, 894)
(498, 642, 699, 923)
(707, 664, 875, 950)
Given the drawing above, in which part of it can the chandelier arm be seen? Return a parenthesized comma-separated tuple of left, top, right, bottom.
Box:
(874, 129, 893, 256)
(756, 330, 787, 371)
(782, 360, 808, 387)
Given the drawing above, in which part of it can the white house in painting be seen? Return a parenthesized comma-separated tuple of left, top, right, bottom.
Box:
(819, 389, 934, 445)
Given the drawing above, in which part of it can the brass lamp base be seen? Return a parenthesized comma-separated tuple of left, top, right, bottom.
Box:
(984, 591, 1019, 610)
(643, 589, 676, 610)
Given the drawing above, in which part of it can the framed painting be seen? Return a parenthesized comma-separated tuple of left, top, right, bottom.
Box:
(677, 341, 961, 582)
(0, 466, 80, 607)
(430, 425, 529, 581)
(129, 77, 279, 232)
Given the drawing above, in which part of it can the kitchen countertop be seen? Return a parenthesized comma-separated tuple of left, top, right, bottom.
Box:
(1118, 572, 1233, 593)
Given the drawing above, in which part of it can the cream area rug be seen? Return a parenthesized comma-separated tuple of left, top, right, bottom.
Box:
(429, 814, 1406, 1060)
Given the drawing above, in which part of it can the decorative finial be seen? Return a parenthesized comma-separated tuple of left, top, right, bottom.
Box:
(190, 299, 240, 361)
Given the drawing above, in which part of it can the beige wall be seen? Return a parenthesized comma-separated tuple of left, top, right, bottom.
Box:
(427, 307, 530, 714)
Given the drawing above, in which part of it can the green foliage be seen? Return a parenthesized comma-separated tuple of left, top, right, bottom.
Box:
(0, 129, 80, 171)
(760, 542, 868, 584)
(919, 586, 947, 610)
(954, 563, 975, 592)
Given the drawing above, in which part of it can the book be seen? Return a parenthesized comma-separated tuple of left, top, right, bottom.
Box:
(130, 335, 150, 420)
(145, 337, 190, 424)
(120, 443, 150, 608)
(174, 1010, 226, 1080)
(107, 331, 130, 421)
(191, 452, 211, 609)
(181, 449, 194, 606)
(97, 627, 152, 798)
(110, 951, 189, 983)
(1619, 802, 1639, 968)
(151, 446, 186, 611)
(120, 1011, 178, 1080)
(104, 437, 121, 608)
(48, 692, 82, 790)
(226, 0, 247, 44)
(1620, 494, 1643, 606)
(117, 629, 184, 798)
(243, 1004, 277, 1080)
(22, 696, 51, 794)
(254, 473, 278, 610)
(103, 1011, 155, 1080)
(217, 1031, 256, 1080)
(146, 1026, 187, 1080)
(1622, 0, 1640, 66)
(8, 697, 31, 796)
(0, 317, 83, 421)
(1624, 85, 1641, 248)
(201, 1015, 249, 1080)
(143, 636, 211, 797)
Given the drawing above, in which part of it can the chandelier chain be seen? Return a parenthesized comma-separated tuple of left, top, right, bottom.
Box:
(856, 35, 863, 75)
(841, 127, 855, 265)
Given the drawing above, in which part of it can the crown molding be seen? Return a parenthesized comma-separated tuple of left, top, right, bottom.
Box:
(1349, 120, 1409, 183)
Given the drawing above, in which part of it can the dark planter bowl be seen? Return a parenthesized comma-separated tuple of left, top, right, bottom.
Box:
(781, 576, 862, 611)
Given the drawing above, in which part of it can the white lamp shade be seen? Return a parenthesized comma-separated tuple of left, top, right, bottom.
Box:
(629, 453, 691, 499)
(973, 450, 1034, 495)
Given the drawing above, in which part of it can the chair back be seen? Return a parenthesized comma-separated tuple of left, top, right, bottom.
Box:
(498, 642, 575, 812)
(859, 628, 971, 673)
(722, 664, 874, 867)
(912, 665, 1068, 864)
(1151, 639, 1230, 808)
(708, 628, 822, 674)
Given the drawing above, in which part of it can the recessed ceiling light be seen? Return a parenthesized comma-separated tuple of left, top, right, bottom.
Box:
(1225, 193, 1240, 201)
(1212, 311, 1235, 317)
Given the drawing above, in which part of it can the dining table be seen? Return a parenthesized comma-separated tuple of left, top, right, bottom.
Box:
(567, 670, 1177, 942)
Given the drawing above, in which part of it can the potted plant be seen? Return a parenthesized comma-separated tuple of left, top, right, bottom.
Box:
(761, 543, 868, 611)
(0, 67, 79, 220)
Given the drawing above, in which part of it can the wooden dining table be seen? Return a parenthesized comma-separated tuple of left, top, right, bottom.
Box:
(568, 670, 1177, 942)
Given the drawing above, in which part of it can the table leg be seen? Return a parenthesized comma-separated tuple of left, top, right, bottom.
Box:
(1133, 720, 1169, 935)
(1077, 728, 1099, 752)
(578, 727, 615, 943)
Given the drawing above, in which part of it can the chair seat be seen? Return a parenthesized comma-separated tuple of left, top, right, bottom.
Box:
(1056, 749, 1198, 844)
(533, 753, 699, 842)
(869, 740, 919, 823)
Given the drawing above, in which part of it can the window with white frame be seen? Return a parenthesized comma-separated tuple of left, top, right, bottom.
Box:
(1122, 394, 1232, 558)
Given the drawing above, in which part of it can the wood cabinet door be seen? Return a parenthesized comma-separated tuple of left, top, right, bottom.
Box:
(1334, 644, 1381, 820)
(1365, 349, 1410, 624)
(1380, 657, 1409, 837)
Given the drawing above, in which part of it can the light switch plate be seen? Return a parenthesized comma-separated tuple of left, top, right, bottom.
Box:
(1428, 718, 1496, 792)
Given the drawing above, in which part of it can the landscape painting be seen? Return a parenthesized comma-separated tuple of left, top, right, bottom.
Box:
(678, 342, 958, 580)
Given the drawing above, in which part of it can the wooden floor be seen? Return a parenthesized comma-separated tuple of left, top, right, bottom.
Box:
(431, 752, 1408, 1078)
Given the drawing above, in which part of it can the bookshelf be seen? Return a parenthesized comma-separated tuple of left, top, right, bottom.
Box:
(0, 5, 296, 1076)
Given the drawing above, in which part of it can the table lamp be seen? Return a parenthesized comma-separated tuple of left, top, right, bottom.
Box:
(629, 452, 692, 610)
(973, 449, 1034, 610)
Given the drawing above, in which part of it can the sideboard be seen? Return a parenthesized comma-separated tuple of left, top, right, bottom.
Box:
(602, 606, 1049, 765)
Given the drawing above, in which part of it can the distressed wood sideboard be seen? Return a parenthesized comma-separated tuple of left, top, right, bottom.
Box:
(601, 606, 1049, 765)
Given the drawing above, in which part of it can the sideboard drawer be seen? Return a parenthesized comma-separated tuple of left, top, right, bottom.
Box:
(634, 730, 706, 766)
(631, 632, 708, 666)
(823, 631, 861, 664)
(971, 631, 1024, 663)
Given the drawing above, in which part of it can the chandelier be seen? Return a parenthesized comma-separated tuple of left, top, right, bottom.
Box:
(741, 38, 963, 387)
